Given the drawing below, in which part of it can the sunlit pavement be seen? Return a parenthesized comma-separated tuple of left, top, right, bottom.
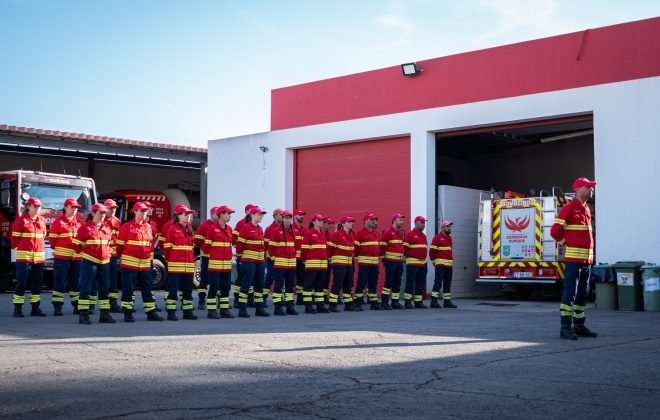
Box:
(1, 291, 658, 419)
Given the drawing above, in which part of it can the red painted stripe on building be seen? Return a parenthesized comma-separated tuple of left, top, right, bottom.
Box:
(271, 17, 660, 131)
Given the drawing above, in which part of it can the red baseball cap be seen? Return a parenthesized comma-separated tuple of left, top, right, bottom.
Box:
(294, 210, 306, 216)
(26, 197, 43, 207)
(132, 202, 149, 211)
(573, 177, 596, 191)
(216, 205, 235, 214)
(391, 213, 405, 221)
(174, 204, 194, 214)
(92, 203, 109, 213)
(210, 206, 220, 215)
(244, 203, 255, 212)
(323, 217, 334, 224)
(272, 208, 283, 216)
(440, 220, 453, 227)
(311, 213, 324, 222)
(363, 212, 378, 220)
(340, 216, 355, 223)
(281, 210, 293, 217)
(249, 206, 267, 215)
(64, 198, 82, 208)
(103, 199, 118, 208)
(143, 201, 154, 208)
(415, 216, 428, 223)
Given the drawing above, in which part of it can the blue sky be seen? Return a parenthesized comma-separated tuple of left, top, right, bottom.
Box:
(1, 0, 659, 148)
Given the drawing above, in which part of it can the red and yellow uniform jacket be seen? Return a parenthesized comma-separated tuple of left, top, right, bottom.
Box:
(195, 219, 214, 257)
(159, 220, 173, 251)
(301, 228, 328, 270)
(48, 215, 82, 260)
(267, 226, 297, 269)
(73, 221, 113, 264)
(354, 227, 381, 266)
(11, 213, 47, 263)
(550, 197, 594, 263)
(263, 221, 280, 260)
(147, 218, 158, 259)
(104, 216, 121, 257)
(116, 220, 153, 271)
(232, 218, 248, 256)
(236, 222, 265, 263)
(164, 222, 195, 274)
(430, 232, 453, 267)
(328, 229, 355, 266)
(203, 222, 234, 272)
(380, 226, 405, 262)
(403, 229, 428, 266)
(293, 223, 307, 259)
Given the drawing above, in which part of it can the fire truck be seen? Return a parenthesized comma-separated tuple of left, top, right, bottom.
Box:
(0, 170, 97, 292)
(476, 188, 595, 299)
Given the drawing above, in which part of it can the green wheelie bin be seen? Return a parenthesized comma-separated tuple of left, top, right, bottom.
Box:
(613, 261, 645, 311)
(641, 264, 660, 312)
(591, 263, 617, 310)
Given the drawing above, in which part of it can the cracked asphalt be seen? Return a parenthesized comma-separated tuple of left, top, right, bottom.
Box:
(1, 292, 659, 419)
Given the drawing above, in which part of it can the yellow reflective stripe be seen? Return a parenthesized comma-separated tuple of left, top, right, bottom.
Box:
(407, 244, 426, 249)
(241, 250, 264, 259)
(82, 254, 110, 264)
(120, 255, 152, 269)
(208, 260, 232, 270)
(54, 248, 76, 257)
(357, 256, 379, 264)
(171, 245, 194, 250)
(431, 245, 451, 250)
(554, 218, 566, 225)
(16, 251, 46, 260)
(211, 241, 231, 246)
(565, 225, 590, 230)
(126, 240, 151, 246)
(433, 259, 453, 266)
(356, 241, 379, 246)
(245, 240, 263, 245)
(406, 258, 427, 265)
(331, 255, 353, 264)
(272, 257, 297, 267)
(304, 260, 328, 268)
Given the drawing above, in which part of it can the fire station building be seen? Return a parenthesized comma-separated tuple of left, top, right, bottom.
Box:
(208, 17, 660, 298)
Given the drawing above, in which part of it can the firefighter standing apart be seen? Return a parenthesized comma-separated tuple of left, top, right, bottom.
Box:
(403, 216, 429, 309)
(380, 213, 406, 310)
(551, 177, 598, 340)
(48, 198, 82, 316)
(195, 206, 221, 310)
(11, 197, 47, 318)
(430, 220, 458, 308)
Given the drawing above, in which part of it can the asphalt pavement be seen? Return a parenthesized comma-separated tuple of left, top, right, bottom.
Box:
(1, 291, 658, 419)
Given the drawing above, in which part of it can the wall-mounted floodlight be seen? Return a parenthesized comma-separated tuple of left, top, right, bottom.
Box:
(260, 146, 269, 152)
(401, 62, 422, 77)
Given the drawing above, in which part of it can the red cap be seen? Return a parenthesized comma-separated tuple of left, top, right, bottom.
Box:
(272, 208, 283, 216)
(573, 177, 596, 191)
(103, 199, 118, 208)
(415, 216, 428, 223)
(26, 197, 43, 207)
(216, 205, 235, 214)
(92, 203, 109, 213)
(143, 201, 154, 208)
(249, 206, 267, 215)
(363, 212, 378, 220)
(294, 210, 305, 216)
(391, 213, 405, 221)
(323, 217, 334, 224)
(244, 203, 255, 212)
(210, 206, 220, 215)
(64, 198, 82, 208)
(174, 204, 195, 214)
(440, 220, 453, 227)
(281, 210, 293, 217)
(340, 216, 355, 223)
(311, 213, 324, 222)
(133, 202, 149, 212)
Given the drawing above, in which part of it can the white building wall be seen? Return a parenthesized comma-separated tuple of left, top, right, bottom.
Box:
(209, 76, 660, 295)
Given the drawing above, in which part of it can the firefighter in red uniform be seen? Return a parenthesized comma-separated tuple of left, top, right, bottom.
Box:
(293, 210, 307, 305)
(142, 201, 162, 312)
(195, 206, 220, 310)
(267, 210, 299, 316)
(203, 205, 236, 319)
(551, 177, 598, 340)
(116, 202, 163, 322)
(301, 214, 329, 314)
(430, 220, 458, 308)
(232, 203, 255, 307)
(354, 212, 382, 310)
(11, 197, 47, 318)
(48, 198, 82, 316)
(263, 208, 284, 302)
(380, 213, 406, 310)
(321, 217, 334, 304)
(73, 203, 115, 324)
(403, 216, 429, 309)
(328, 216, 359, 312)
(164, 204, 198, 321)
(103, 199, 123, 313)
(235, 206, 270, 318)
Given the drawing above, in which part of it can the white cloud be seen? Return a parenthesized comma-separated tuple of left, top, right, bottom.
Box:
(376, 0, 415, 49)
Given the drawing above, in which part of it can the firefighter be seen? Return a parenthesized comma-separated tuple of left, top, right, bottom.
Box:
(203, 205, 236, 319)
(263, 208, 284, 303)
(164, 204, 198, 321)
(11, 197, 47, 318)
(301, 214, 329, 314)
(321, 217, 334, 304)
(116, 202, 164, 322)
(430, 220, 457, 308)
(293, 210, 307, 305)
(403, 216, 429, 309)
(235, 206, 270, 318)
(551, 177, 598, 340)
(328, 216, 359, 312)
(72, 203, 115, 324)
(195, 206, 221, 310)
(142, 201, 162, 312)
(48, 198, 83, 316)
(103, 199, 123, 313)
(232, 203, 255, 308)
(267, 210, 299, 316)
(354, 212, 382, 310)
(380, 213, 406, 310)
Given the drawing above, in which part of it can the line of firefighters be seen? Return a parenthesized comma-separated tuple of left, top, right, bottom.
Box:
(10, 198, 457, 323)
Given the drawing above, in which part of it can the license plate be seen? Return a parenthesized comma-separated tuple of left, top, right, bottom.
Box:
(513, 271, 532, 278)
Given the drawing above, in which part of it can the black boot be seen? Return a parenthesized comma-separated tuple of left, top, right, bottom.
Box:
(329, 304, 340, 313)
(99, 310, 116, 324)
(316, 303, 330, 313)
(238, 308, 250, 318)
(183, 311, 199, 320)
(87, 305, 95, 315)
(109, 299, 122, 313)
(13, 304, 24, 318)
(296, 294, 304, 305)
(274, 306, 286, 316)
(167, 311, 178, 321)
(344, 301, 360, 312)
(560, 325, 577, 340)
(255, 306, 270, 317)
(53, 305, 64, 316)
(73, 304, 80, 315)
(207, 310, 221, 319)
(337, 297, 344, 306)
(390, 300, 405, 309)
(380, 301, 392, 310)
(220, 309, 235, 319)
(370, 301, 384, 311)
(304, 304, 317, 314)
(404, 299, 414, 309)
(198, 294, 207, 310)
(233, 294, 240, 308)
(30, 303, 47, 317)
(574, 325, 598, 337)
(430, 298, 441, 308)
(286, 305, 299, 315)
(79, 310, 92, 324)
(443, 300, 457, 309)
(415, 301, 428, 309)
(124, 312, 135, 323)
(147, 310, 165, 321)
(247, 294, 255, 308)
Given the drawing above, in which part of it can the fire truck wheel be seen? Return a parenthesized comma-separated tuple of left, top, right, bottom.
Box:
(192, 257, 201, 288)
(152, 259, 167, 290)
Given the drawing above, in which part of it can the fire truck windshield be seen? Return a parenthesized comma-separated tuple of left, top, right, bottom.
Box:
(22, 183, 93, 211)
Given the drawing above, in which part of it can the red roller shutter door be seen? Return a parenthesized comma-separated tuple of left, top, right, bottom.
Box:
(295, 136, 411, 295)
